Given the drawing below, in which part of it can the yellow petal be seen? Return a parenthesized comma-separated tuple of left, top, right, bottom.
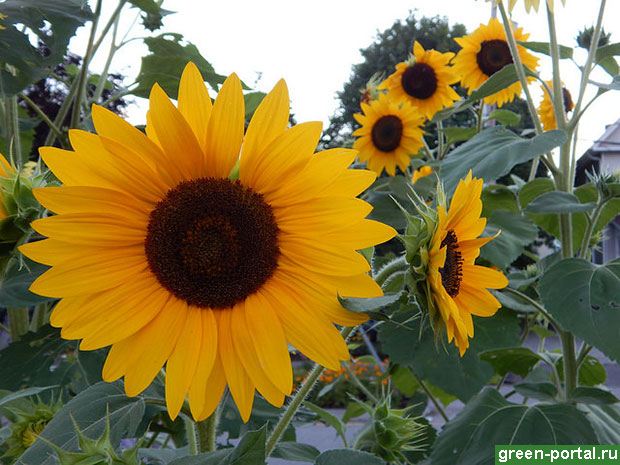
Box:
(205, 73, 244, 178)
(188, 309, 218, 418)
(462, 264, 508, 289)
(195, 355, 227, 421)
(178, 62, 212, 152)
(240, 79, 289, 178)
(165, 305, 203, 420)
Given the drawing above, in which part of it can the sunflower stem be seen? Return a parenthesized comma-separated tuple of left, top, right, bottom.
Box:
(413, 372, 449, 423)
(7, 307, 30, 341)
(5, 96, 23, 165)
(185, 417, 198, 455)
(559, 330, 577, 400)
(344, 362, 378, 403)
(19, 92, 63, 142)
(265, 325, 356, 458)
(196, 403, 220, 453)
(501, 287, 563, 331)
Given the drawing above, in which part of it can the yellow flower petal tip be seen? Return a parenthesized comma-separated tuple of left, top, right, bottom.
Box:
(24, 62, 395, 422)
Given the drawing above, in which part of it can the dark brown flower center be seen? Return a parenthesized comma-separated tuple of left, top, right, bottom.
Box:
(439, 230, 463, 298)
(476, 39, 513, 76)
(401, 62, 438, 100)
(371, 115, 403, 152)
(144, 178, 280, 309)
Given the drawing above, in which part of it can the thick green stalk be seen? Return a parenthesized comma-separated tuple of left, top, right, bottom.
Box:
(8, 307, 29, 341)
(185, 418, 198, 455)
(196, 402, 221, 453)
(5, 96, 22, 165)
(265, 326, 356, 457)
(559, 330, 577, 400)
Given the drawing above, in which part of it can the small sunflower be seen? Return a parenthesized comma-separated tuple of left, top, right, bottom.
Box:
(21, 62, 396, 422)
(538, 80, 574, 131)
(412, 165, 432, 183)
(427, 171, 508, 355)
(378, 41, 461, 120)
(0, 153, 15, 220)
(452, 18, 539, 107)
(353, 93, 425, 176)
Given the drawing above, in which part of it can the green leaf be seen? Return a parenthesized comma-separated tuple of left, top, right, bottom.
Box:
(539, 258, 620, 362)
(579, 404, 620, 444)
(378, 309, 520, 402)
(493, 289, 539, 313)
(489, 109, 521, 126)
(439, 127, 567, 195)
(597, 57, 620, 77)
(0, 257, 54, 306)
(524, 191, 597, 214)
(128, 0, 173, 31)
(338, 292, 404, 314)
(430, 389, 598, 465)
(481, 184, 519, 217)
(0, 324, 106, 393)
(272, 442, 320, 463)
(304, 402, 347, 446)
(479, 347, 541, 378)
(595, 42, 620, 63)
(480, 210, 538, 269)
(0, 0, 93, 96)
(579, 356, 607, 386)
(569, 387, 619, 405)
(315, 449, 386, 465)
(131, 33, 226, 99)
(514, 382, 558, 401)
(18, 381, 145, 465)
(0, 386, 57, 407)
(442, 127, 477, 145)
(244, 92, 267, 121)
(519, 41, 574, 59)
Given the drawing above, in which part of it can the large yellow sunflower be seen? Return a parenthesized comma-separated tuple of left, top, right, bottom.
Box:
(538, 80, 574, 131)
(0, 153, 14, 220)
(378, 42, 461, 120)
(427, 171, 508, 355)
(452, 18, 539, 107)
(352, 93, 425, 176)
(20, 62, 396, 422)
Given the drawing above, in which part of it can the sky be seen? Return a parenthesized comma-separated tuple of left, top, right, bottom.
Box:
(75, 0, 620, 157)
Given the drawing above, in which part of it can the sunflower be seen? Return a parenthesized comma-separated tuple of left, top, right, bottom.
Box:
(538, 80, 574, 131)
(412, 165, 432, 183)
(0, 153, 14, 220)
(21, 62, 396, 422)
(378, 42, 461, 120)
(352, 93, 425, 176)
(452, 18, 539, 107)
(426, 171, 508, 355)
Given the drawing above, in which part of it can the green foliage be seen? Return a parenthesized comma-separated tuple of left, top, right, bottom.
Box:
(439, 127, 566, 195)
(430, 389, 599, 465)
(519, 41, 574, 59)
(0, 257, 53, 307)
(17, 382, 145, 465)
(379, 308, 520, 402)
(525, 191, 596, 214)
(539, 258, 620, 363)
(479, 347, 542, 378)
(128, 0, 173, 32)
(131, 34, 227, 99)
(0, 0, 93, 96)
(271, 442, 320, 463)
(480, 210, 538, 269)
(314, 449, 386, 465)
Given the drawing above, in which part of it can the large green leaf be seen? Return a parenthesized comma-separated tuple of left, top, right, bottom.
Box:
(479, 347, 541, 378)
(169, 426, 266, 465)
(0, 324, 105, 392)
(519, 41, 574, 59)
(314, 449, 386, 465)
(540, 258, 620, 362)
(131, 33, 226, 99)
(0, 0, 92, 96)
(272, 442, 320, 463)
(378, 309, 520, 402)
(17, 381, 145, 465)
(579, 404, 620, 444)
(0, 257, 54, 306)
(431, 389, 599, 465)
(525, 191, 597, 214)
(480, 210, 538, 269)
(338, 292, 404, 314)
(0, 386, 56, 407)
(480, 184, 519, 217)
(439, 127, 567, 195)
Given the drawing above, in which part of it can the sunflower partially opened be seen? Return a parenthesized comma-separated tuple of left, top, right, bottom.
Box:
(21, 62, 396, 422)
